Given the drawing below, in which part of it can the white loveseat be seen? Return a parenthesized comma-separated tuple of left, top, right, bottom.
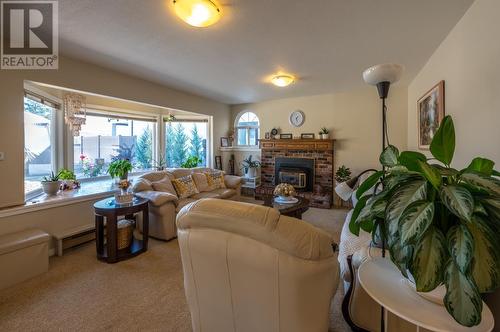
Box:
(132, 167, 242, 240)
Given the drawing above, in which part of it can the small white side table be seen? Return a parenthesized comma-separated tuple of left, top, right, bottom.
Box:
(358, 257, 494, 332)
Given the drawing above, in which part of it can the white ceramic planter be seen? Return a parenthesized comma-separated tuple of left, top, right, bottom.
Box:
(320, 133, 329, 139)
(41, 181, 61, 196)
(247, 167, 257, 178)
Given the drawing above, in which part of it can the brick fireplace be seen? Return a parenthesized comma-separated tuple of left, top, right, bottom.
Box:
(257, 139, 334, 208)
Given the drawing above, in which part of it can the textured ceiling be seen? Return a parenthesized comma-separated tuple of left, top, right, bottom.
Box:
(59, 0, 474, 104)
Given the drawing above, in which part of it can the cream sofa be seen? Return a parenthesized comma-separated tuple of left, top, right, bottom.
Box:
(177, 198, 339, 332)
(132, 167, 242, 240)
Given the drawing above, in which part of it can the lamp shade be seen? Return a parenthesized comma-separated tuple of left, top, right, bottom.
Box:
(363, 64, 404, 85)
(335, 181, 355, 201)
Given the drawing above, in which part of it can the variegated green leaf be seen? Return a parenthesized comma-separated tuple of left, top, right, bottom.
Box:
(444, 261, 482, 327)
(356, 196, 375, 223)
(386, 180, 427, 245)
(440, 185, 474, 221)
(418, 160, 442, 189)
(447, 224, 473, 274)
(412, 227, 447, 292)
(466, 215, 500, 292)
(466, 157, 495, 176)
(430, 115, 455, 166)
(356, 171, 383, 199)
(399, 201, 434, 245)
(432, 164, 459, 176)
(390, 241, 414, 278)
(349, 195, 370, 236)
(398, 151, 427, 172)
(473, 201, 488, 216)
(461, 172, 500, 196)
(380, 145, 399, 167)
(371, 197, 387, 218)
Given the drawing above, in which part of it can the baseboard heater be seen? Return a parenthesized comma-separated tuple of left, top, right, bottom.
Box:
(53, 224, 95, 256)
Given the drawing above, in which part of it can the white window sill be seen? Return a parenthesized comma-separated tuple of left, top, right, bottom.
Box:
(1, 176, 140, 219)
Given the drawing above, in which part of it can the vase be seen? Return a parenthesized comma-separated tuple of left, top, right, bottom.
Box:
(247, 167, 257, 178)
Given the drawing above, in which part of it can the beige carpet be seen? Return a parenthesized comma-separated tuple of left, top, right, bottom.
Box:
(0, 205, 350, 332)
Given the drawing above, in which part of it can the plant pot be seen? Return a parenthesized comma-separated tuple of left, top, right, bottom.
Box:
(41, 181, 61, 196)
(63, 179, 75, 188)
(120, 172, 129, 180)
(405, 271, 446, 305)
(247, 167, 257, 178)
(320, 133, 329, 139)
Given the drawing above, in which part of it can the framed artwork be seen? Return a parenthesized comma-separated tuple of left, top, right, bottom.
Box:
(280, 133, 293, 139)
(220, 137, 230, 147)
(301, 133, 315, 139)
(418, 80, 445, 149)
(214, 156, 222, 170)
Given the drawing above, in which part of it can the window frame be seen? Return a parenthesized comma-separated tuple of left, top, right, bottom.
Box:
(163, 117, 211, 168)
(24, 93, 61, 200)
(234, 111, 260, 146)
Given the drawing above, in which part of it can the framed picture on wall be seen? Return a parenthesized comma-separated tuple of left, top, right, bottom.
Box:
(301, 133, 315, 139)
(280, 133, 293, 139)
(220, 137, 230, 147)
(214, 156, 222, 170)
(417, 80, 445, 149)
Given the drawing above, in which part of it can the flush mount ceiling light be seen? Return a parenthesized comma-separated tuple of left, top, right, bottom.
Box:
(173, 0, 221, 27)
(271, 74, 295, 87)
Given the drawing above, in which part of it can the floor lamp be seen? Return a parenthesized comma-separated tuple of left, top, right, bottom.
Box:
(362, 63, 404, 332)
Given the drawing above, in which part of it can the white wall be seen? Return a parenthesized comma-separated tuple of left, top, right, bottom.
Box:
(229, 86, 408, 176)
(407, 0, 500, 168)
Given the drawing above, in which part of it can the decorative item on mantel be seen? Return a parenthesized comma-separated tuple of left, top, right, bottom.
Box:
(270, 128, 279, 139)
(273, 183, 298, 204)
(63, 93, 87, 136)
(319, 127, 330, 139)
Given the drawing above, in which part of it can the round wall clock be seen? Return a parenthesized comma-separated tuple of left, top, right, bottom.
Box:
(289, 110, 305, 127)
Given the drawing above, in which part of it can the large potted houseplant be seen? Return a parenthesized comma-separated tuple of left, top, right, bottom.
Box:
(241, 155, 261, 178)
(350, 116, 500, 327)
(108, 159, 133, 181)
(41, 171, 61, 196)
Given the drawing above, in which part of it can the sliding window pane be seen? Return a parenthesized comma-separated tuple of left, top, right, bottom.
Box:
(24, 98, 54, 194)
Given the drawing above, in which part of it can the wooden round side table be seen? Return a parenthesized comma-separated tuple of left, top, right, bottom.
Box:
(93, 196, 149, 264)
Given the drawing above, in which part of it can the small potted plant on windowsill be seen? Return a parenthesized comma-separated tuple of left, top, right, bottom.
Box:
(319, 127, 330, 139)
(58, 168, 80, 190)
(108, 159, 133, 181)
(41, 171, 61, 196)
(241, 155, 261, 178)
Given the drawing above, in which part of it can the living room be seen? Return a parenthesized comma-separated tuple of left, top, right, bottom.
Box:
(0, 0, 499, 331)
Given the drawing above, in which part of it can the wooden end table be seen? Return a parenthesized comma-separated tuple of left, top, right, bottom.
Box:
(93, 196, 149, 264)
(263, 195, 310, 219)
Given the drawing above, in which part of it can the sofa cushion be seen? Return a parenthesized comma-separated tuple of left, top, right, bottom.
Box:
(151, 176, 177, 197)
(172, 175, 199, 199)
(191, 192, 221, 199)
(206, 171, 226, 190)
(211, 188, 236, 199)
(224, 174, 242, 189)
(132, 178, 153, 192)
(176, 198, 198, 213)
(135, 191, 178, 207)
(191, 172, 211, 192)
(170, 168, 192, 179)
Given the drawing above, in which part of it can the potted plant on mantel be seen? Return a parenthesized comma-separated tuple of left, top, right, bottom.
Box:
(108, 159, 133, 181)
(41, 171, 61, 196)
(350, 115, 500, 327)
(240, 155, 261, 178)
(319, 127, 330, 139)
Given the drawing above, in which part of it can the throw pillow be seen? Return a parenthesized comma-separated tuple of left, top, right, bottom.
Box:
(205, 171, 226, 190)
(152, 176, 178, 197)
(172, 175, 200, 199)
(191, 172, 210, 192)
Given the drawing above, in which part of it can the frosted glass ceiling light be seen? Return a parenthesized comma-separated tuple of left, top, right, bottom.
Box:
(271, 74, 295, 87)
(173, 0, 221, 27)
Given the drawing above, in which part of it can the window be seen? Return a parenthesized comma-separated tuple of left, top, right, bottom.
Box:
(235, 111, 259, 146)
(74, 113, 156, 178)
(24, 97, 56, 195)
(165, 120, 208, 168)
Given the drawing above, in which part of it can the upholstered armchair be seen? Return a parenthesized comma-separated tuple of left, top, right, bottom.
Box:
(176, 198, 339, 332)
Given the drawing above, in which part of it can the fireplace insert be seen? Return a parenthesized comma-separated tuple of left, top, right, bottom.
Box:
(274, 158, 314, 191)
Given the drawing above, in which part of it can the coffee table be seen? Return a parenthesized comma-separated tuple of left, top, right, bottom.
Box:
(263, 195, 309, 219)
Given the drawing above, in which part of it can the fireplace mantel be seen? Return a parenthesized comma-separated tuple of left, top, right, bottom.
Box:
(259, 139, 334, 151)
